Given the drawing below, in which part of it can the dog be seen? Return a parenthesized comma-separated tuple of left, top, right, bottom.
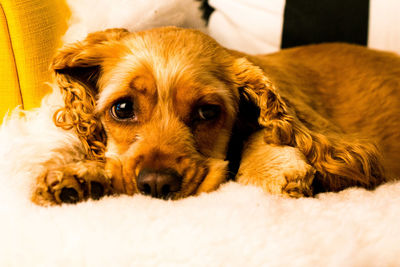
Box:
(31, 27, 400, 205)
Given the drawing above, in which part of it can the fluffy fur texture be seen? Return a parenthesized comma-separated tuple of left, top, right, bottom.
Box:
(27, 27, 399, 205)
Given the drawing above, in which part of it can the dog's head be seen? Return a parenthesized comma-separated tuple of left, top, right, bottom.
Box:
(52, 27, 288, 199)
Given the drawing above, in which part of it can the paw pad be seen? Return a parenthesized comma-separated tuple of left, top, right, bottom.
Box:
(89, 181, 105, 200)
(59, 187, 80, 204)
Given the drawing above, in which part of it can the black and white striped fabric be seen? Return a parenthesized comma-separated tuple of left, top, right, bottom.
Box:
(201, 0, 400, 54)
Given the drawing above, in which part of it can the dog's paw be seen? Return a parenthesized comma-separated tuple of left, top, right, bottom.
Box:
(236, 137, 316, 198)
(32, 161, 111, 205)
(237, 160, 315, 198)
(281, 162, 315, 198)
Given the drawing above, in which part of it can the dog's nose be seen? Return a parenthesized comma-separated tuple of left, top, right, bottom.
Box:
(136, 169, 181, 198)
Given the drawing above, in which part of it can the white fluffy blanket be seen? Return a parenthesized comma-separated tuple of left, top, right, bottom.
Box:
(1, 0, 400, 265)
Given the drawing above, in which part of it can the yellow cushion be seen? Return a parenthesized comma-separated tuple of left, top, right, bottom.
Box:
(0, 0, 70, 123)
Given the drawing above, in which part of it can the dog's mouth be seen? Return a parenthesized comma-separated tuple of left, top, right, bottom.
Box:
(107, 156, 227, 200)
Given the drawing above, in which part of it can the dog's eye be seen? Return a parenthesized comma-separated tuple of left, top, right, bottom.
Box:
(197, 105, 220, 121)
(111, 99, 135, 120)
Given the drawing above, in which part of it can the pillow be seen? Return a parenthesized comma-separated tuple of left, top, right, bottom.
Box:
(205, 0, 400, 54)
(63, 0, 206, 43)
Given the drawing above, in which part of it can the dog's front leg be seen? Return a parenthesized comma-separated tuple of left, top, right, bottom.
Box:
(236, 131, 315, 197)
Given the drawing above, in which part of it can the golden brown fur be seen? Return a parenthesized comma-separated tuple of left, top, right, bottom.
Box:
(32, 27, 400, 205)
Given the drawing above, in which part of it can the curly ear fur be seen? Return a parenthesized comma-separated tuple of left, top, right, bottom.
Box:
(52, 28, 130, 161)
(231, 57, 385, 192)
(232, 58, 295, 145)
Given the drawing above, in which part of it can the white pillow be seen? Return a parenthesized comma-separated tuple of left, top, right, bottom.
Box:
(208, 0, 400, 54)
(63, 0, 206, 43)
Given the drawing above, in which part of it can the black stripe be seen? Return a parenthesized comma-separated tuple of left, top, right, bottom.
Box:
(281, 0, 369, 48)
(196, 0, 214, 24)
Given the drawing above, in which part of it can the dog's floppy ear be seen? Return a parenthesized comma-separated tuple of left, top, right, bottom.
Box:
(229, 56, 385, 192)
(230, 57, 296, 146)
(52, 28, 130, 160)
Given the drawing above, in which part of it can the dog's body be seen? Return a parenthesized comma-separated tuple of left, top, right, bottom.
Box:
(30, 27, 400, 205)
(237, 44, 400, 194)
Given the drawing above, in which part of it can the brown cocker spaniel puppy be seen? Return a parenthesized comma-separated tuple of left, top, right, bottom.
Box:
(32, 27, 400, 205)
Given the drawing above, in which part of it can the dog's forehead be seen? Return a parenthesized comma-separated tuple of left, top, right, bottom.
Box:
(97, 31, 234, 111)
